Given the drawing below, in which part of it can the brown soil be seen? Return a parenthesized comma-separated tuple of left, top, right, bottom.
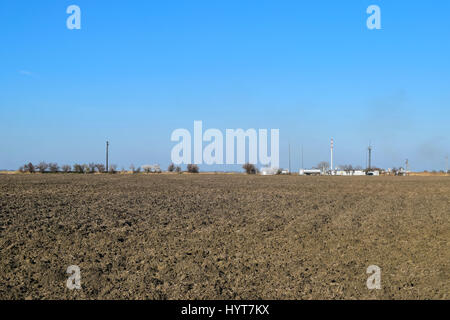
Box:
(0, 174, 448, 299)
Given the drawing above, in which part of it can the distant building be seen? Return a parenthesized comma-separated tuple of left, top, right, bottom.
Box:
(260, 167, 278, 175)
(299, 169, 322, 176)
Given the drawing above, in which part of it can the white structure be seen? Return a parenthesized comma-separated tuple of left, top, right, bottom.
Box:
(260, 167, 278, 175)
(142, 164, 161, 173)
(330, 138, 334, 172)
(299, 169, 322, 176)
(332, 170, 366, 176)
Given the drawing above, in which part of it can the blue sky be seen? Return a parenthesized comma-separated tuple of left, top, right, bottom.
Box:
(0, 0, 449, 171)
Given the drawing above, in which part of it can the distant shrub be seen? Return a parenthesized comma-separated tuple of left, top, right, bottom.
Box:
(36, 162, 49, 173)
(142, 165, 161, 173)
(168, 163, 175, 172)
(95, 164, 106, 173)
(18, 166, 25, 173)
(109, 164, 117, 174)
(187, 164, 199, 173)
(24, 162, 35, 173)
(61, 165, 71, 173)
(48, 163, 59, 173)
(88, 163, 97, 173)
(175, 166, 181, 173)
(243, 163, 257, 174)
(73, 164, 84, 173)
(142, 165, 151, 173)
(130, 164, 141, 173)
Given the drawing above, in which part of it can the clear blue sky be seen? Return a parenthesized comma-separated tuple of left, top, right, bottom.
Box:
(1, 0, 449, 171)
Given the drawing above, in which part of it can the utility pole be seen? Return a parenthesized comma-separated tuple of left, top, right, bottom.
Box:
(106, 141, 109, 173)
(301, 145, 304, 170)
(446, 155, 449, 174)
(368, 142, 372, 170)
(288, 143, 291, 174)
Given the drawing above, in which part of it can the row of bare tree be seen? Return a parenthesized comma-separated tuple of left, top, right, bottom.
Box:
(19, 162, 115, 174)
(18, 162, 200, 174)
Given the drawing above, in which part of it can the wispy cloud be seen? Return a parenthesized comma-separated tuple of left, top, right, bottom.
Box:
(18, 70, 33, 76)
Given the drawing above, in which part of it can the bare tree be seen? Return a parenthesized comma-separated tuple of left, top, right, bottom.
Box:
(175, 166, 181, 173)
(95, 164, 106, 173)
(73, 164, 84, 173)
(339, 164, 353, 174)
(130, 164, 141, 174)
(24, 163, 35, 173)
(109, 164, 117, 174)
(187, 164, 199, 173)
(88, 163, 97, 173)
(316, 161, 330, 172)
(48, 163, 59, 173)
(36, 162, 49, 173)
(243, 163, 257, 174)
(168, 163, 175, 172)
(61, 165, 71, 173)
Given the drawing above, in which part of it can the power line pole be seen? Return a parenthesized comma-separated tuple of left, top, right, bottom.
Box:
(106, 141, 109, 173)
(288, 143, 291, 174)
(301, 144, 304, 170)
(446, 155, 448, 174)
(368, 142, 372, 170)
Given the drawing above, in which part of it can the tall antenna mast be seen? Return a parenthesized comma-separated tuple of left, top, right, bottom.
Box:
(106, 141, 109, 173)
(368, 142, 372, 170)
